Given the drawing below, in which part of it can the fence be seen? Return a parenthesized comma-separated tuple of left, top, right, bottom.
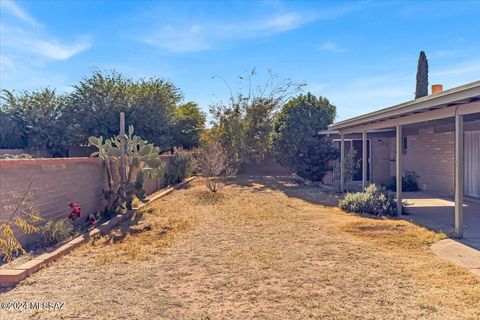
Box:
(0, 156, 172, 246)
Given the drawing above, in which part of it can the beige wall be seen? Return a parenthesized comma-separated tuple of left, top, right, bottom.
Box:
(0, 156, 172, 246)
(0, 158, 106, 245)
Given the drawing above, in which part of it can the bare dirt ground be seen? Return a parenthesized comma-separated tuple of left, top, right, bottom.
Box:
(1, 175, 479, 319)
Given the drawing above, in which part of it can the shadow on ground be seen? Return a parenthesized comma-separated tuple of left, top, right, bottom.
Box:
(225, 174, 341, 207)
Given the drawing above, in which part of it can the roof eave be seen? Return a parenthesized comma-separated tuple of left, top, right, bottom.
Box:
(329, 80, 480, 131)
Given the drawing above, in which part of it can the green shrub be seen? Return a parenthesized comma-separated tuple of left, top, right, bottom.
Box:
(339, 184, 399, 216)
(271, 93, 339, 182)
(41, 219, 73, 246)
(166, 150, 194, 185)
(386, 171, 419, 192)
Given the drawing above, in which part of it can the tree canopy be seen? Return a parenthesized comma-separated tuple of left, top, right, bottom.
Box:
(0, 70, 205, 155)
(0, 88, 67, 156)
(209, 69, 304, 166)
(173, 102, 206, 149)
(271, 92, 339, 181)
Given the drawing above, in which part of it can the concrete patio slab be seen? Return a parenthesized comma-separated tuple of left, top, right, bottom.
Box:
(431, 239, 480, 277)
(403, 192, 480, 250)
(401, 191, 480, 276)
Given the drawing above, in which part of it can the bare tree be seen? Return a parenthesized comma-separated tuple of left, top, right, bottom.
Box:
(196, 142, 236, 192)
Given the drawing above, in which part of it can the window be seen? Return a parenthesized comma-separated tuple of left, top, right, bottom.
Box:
(403, 136, 408, 153)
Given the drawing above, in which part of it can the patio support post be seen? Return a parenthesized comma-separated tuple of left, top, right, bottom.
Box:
(340, 133, 345, 193)
(396, 124, 403, 216)
(455, 113, 464, 238)
(362, 131, 367, 190)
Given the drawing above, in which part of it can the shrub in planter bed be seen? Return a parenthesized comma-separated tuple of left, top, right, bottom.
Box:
(41, 219, 73, 246)
(166, 150, 195, 185)
(339, 184, 399, 216)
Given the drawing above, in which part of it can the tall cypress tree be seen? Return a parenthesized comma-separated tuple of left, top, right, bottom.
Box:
(415, 51, 429, 98)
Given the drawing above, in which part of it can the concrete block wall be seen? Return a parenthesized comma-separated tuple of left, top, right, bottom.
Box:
(238, 154, 291, 176)
(0, 156, 173, 246)
(0, 158, 106, 245)
(143, 155, 172, 194)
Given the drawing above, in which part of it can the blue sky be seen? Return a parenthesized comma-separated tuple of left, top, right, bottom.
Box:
(1, 0, 479, 121)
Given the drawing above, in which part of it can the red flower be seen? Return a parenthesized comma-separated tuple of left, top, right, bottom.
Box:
(68, 202, 81, 220)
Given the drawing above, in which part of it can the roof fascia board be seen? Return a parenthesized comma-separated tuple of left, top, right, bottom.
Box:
(329, 81, 480, 130)
(339, 101, 480, 134)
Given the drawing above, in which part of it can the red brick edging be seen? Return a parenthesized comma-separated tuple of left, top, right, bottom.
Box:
(0, 176, 195, 285)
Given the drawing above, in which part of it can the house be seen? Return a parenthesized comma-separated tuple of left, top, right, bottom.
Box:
(326, 81, 480, 239)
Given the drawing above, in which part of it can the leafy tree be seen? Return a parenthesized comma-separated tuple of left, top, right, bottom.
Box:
(1, 70, 197, 155)
(0, 89, 67, 156)
(127, 77, 181, 150)
(0, 109, 23, 149)
(172, 102, 206, 149)
(64, 70, 182, 150)
(243, 98, 278, 163)
(415, 51, 429, 99)
(271, 92, 339, 181)
(210, 69, 304, 166)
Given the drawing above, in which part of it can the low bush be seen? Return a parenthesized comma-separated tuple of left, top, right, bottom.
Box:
(41, 219, 73, 246)
(196, 142, 236, 192)
(165, 150, 195, 185)
(339, 184, 398, 216)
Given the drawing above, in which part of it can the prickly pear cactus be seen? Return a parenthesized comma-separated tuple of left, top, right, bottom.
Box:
(88, 125, 164, 215)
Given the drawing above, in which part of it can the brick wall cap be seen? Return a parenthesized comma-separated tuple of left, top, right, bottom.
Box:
(0, 157, 102, 167)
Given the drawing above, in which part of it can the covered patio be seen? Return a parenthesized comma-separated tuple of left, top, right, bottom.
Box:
(328, 81, 480, 240)
(403, 192, 480, 249)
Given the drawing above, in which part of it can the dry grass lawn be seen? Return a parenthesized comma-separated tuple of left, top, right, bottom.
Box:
(0, 175, 479, 319)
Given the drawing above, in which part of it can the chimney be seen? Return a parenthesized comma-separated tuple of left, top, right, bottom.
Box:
(431, 84, 443, 95)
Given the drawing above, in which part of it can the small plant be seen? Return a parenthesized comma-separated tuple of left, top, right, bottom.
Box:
(165, 150, 194, 185)
(339, 184, 403, 216)
(87, 213, 97, 226)
(334, 148, 361, 191)
(196, 142, 236, 192)
(68, 202, 81, 221)
(1, 183, 43, 261)
(41, 219, 73, 246)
